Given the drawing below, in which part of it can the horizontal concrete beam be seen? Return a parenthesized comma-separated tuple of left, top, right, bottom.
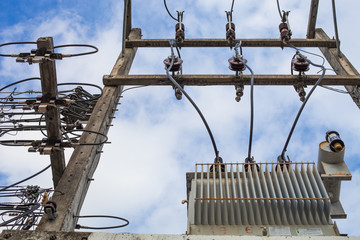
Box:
(0, 231, 355, 239)
(125, 38, 337, 48)
(104, 74, 360, 86)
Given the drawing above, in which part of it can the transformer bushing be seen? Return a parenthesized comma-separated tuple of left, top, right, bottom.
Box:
(326, 130, 345, 152)
(317, 131, 351, 219)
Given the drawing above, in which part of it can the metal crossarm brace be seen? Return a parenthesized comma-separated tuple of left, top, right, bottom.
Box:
(315, 28, 360, 108)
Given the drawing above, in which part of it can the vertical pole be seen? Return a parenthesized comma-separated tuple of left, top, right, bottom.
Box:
(36, 29, 141, 232)
(37, 37, 65, 188)
(306, 0, 320, 38)
(122, 0, 132, 56)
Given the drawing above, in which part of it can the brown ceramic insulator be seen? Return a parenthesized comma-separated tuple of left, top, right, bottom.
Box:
(226, 23, 236, 42)
(279, 22, 290, 42)
(228, 57, 247, 72)
(292, 58, 310, 72)
(175, 23, 185, 42)
(164, 57, 183, 72)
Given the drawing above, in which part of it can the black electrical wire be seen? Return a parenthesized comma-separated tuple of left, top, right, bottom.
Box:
(0, 42, 37, 57)
(0, 203, 40, 227)
(61, 129, 109, 146)
(163, 0, 178, 22)
(0, 78, 40, 93)
(0, 165, 51, 192)
(53, 44, 98, 57)
(167, 40, 219, 159)
(57, 82, 103, 102)
(38, 114, 47, 137)
(240, 60, 255, 161)
(233, 42, 255, 161)
(279, 58, 326, 162)
(74, 215, 129, 230)
(230, 0, 235, 13)
(276, 0, 283, 19)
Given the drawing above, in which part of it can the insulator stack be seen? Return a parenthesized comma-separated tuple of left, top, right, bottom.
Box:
(164, 56, 183, 72)
(292, 56, 310, 72)
(175, 23, 185, 43)
(293, 84, 306, 102)
(226, 23, 236, 43)
(228, 56, 247, 72)
(279, 22, 290, 42)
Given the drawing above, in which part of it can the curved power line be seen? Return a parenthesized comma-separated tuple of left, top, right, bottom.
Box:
(0, 203, 40, 227)
(74, 215, 129, 230)
(61, 129, 109, 146)
(242, 61, 255, 161)
(167, 40, 219, 159)
(163, 0, 178, 22)
(234, 42, 255, 161)
(276, 0, 283, 18)
(53, 44, 98, 57)
(0, 78, 41, 93)
(0, 165, 51, 192)
(279, 58, 326, 162)
(230, 0, 235, 13)
(0, 42, 37, 57)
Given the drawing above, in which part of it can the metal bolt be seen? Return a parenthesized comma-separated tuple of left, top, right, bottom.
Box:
(96, 150, 103, 154)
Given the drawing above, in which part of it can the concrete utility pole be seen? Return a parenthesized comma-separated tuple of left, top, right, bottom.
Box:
(37, 37, 65, 188)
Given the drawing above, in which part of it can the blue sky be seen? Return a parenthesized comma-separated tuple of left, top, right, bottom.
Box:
(1, 0, 360, 236)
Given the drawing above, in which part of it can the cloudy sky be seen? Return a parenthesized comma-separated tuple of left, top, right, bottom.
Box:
(0, 0, 360, 236)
